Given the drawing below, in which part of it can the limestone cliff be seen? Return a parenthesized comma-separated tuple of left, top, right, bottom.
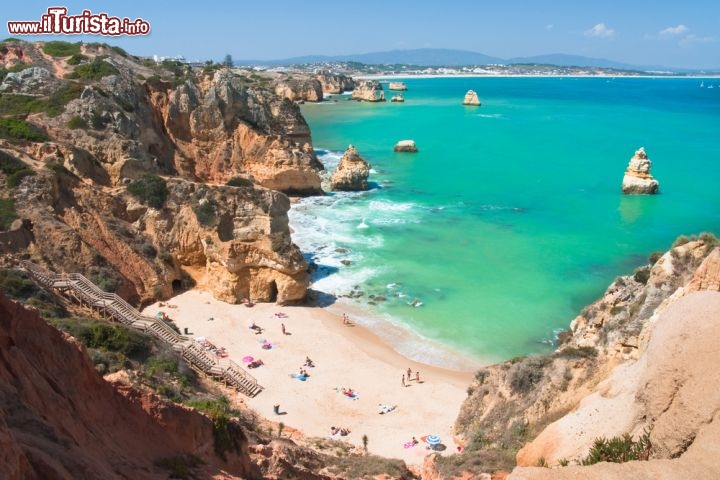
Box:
(274, 76, 324, 102)
(315, 71, 355, 94)
(621, 147, 659, 194)
(352, 80, 385, 102)
(451, 235, 720, 478)
(0, 40, 316, 305)
(329, 145, 371, 191)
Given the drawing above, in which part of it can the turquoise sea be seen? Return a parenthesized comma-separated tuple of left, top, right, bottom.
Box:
(291, 77, 720, 367)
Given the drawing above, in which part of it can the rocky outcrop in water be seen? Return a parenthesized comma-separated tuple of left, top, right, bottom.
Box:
(330, 145, 371, 191)
(274, 77, 324, 102)
(389, 81, 407, 91)
(463, 89, 481, 106)
(394, 140, 418, 152)
(621, 147, 659, 194)
(391, 94, 405, 103)
(352, 80, 385, 102)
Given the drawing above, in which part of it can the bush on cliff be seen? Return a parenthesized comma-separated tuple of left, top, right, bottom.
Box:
(127, 174, 168, 209)
(0, 150, 35, 187)
(188, 396, 243, 460)
(582, 428, 652, 465)
(43, 41, 81, 57)
(0, 118, 48, 142)
(65, 56, 119, 80)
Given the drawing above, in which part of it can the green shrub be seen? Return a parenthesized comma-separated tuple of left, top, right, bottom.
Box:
(509, 356, 550, 394)
(2, 38, 23, 43)
(145, 355, 179, 376)
(557, 346, 598, 359)
(582, 428, 652, 465)
(0, 268, 38, 298)
(0, 198, 19, 229)
(43, 41, 81, 57)
(0, 118, 48, 142)
(192, 200, 216, 226)
(110, 45, 128, 57)
(6, 168, 34, 187)
(78, 321, 153, 360)
(87, 265, 120, 292)
(0, 94, 45, 115)
(0, 150, 26, 174)
(65, 57, 119, 80)
(188, 396, 242, 460)
(67, 115, 88, 129)
(66, 53, 88, 65)
(633, 266, 650, 285)
(648, 251, 663, 265)
(672, 235, 691, 248)
(127, 174, 168, 209)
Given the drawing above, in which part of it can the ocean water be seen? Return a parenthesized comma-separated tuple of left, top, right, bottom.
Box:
(292, 77, 720, 366)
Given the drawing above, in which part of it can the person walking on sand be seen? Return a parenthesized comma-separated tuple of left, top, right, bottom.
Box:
(401, 374, 406, 387)
(415, 371, 420, 382)
(281, 323, 287, 335)
(407, 367, 412, 381)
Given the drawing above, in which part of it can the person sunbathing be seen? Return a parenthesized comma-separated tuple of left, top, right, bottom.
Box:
(247, 359, 264, 368)
(249, 322, 264, 334)
(304, 356, 314, 367)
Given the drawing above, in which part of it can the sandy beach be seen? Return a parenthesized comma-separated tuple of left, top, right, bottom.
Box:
(143, 290, 476, 465)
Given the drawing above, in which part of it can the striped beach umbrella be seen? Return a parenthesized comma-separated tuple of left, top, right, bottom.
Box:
(426, 435, 442, 446)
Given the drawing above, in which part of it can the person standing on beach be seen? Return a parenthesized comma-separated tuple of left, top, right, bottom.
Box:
(407, 367, 412, 381)
(415, 371, 420, 382)
(281, 323, 287, 335)
(402, 374, 406, 387)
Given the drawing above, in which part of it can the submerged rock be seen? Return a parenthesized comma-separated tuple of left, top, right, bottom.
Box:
(394, 140, 418, 153)
(622, 147, 659, 194)
(463, 89, 481, 106)
(330, 144, 371, 191)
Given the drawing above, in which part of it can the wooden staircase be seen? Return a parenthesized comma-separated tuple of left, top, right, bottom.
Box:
(20, 261, 263, 397)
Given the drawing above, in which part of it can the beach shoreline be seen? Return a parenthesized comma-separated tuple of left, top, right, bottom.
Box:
(143, 289, 476, 465)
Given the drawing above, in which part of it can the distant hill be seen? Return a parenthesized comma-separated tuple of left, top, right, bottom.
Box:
(237, 48, 640, 69)
(507, 53, 638, 70)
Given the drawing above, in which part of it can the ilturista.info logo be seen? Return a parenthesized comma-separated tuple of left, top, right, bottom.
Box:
(7, 7, 150, 36)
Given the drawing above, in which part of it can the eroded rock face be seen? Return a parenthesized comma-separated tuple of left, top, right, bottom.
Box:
(0, 67, 57, 94)
(463, 89, 481, 106)
(330, 145, 371, 191)
(153, 70, 323, 195)
(149, 180, 309, 304)
(274, 77, 324, 102)
(622, 147, 659, 194)
(352, 80, 385, 102)
(388, 82, 407, 91)
(315, 71, 355, 94)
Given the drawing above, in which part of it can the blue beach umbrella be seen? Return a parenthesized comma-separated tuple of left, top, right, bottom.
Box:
(426, 435, 442, 446)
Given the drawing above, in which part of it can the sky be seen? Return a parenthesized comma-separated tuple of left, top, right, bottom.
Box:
(3, 1, 719, 69)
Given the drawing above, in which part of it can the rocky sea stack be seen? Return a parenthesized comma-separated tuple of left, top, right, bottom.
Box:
(622, 147, 659, 194)
(463, 89, 481, 106)
(330, 145, 371, 191)
(393, 140, 418, 153)
(352, 80, 385, 102)
(388, 81, 408, 91)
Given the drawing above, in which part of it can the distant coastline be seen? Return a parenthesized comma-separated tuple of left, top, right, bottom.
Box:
(356, 73, 720, 80)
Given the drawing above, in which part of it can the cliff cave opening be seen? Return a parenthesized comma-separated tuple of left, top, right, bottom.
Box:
(268, 280, 278, 303)
(171, 279, 182, 293)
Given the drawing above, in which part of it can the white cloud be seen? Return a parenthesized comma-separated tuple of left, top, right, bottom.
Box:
(584, 23, 615, 38)
(659, 25, 688, 37)
(680, 34, 714, 47)
(546, 24, 554, 31)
